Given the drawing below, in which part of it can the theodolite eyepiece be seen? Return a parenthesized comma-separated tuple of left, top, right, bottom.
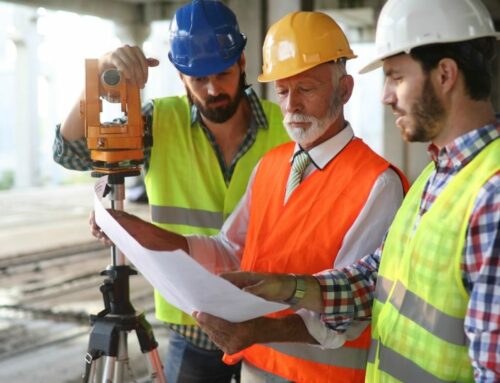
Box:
(102, 69, 121, 86)
(101, 69, 122, 103)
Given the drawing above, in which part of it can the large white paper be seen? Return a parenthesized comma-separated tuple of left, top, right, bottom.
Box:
(94, 176, 288, 322)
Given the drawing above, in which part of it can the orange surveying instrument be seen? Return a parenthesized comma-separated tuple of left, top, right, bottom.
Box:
(81, 58, 145, 177)
(80, 59, 166, 383)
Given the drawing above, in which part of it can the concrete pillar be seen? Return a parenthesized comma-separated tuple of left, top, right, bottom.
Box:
(262, 0, 302, 101)
(13, 7, 39, 188)
(228, 0, 266, 97)
(114, 22, 151, 47)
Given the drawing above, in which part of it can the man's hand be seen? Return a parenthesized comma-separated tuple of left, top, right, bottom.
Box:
(89, 210, 112, 247)
(221, 271, 324, 312)
(220, 271, 296, 303)
(194, 311, 318, 353)
(98, 45, 160, 89)
(193, 312, 264, 354)
(89, 209, 189, 252)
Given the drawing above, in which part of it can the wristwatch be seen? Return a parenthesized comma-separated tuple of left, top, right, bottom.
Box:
(284, 274, 306, 305)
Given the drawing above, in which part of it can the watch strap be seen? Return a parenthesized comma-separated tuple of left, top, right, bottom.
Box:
(284, 274, 306, 305)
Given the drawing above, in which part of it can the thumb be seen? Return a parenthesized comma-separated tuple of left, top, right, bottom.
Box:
(146, 58, 160, 67)
(242, 280, 269, 299)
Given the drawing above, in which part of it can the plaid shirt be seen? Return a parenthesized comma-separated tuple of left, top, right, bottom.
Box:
(53, 87, 270, 350)
(315, 120, 500, 381)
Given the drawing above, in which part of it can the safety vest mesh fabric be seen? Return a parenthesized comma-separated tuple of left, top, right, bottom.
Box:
(230, 139, 393, 383)
(367, 139, 500, 383)
(145, 95, 289, 325)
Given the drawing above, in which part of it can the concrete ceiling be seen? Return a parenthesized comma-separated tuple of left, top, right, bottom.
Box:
(2, 0, 500, 34)
(1, 0, 189, 25)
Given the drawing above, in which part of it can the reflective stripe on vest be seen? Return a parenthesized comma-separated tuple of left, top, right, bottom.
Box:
(370, 339, 461, 383)
(151, 205, 224, 229)
(374, 277, 466, 345)
(266, 342, 368, 370)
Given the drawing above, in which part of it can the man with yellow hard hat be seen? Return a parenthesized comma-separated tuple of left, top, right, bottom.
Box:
(91, 11, 407, 383)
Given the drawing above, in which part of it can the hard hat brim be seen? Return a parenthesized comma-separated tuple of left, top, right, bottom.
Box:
(258, 54, 357, 83)
(359, 31, 500, 75)
(168, 49, 245, 78)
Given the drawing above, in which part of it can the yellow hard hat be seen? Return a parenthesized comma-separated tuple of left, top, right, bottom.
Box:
(258, 11, 356, 82)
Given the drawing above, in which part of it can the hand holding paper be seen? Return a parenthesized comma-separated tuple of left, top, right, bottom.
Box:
(93, 176, 288, 323)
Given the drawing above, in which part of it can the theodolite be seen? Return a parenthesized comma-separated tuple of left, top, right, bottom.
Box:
(80, 58, 166, 383)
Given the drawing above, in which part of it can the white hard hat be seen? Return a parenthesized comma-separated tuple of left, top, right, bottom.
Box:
(360, 0, 500, 74)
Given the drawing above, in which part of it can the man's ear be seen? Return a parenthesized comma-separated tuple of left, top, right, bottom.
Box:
(435, 58, 459, 95)
(340, 75, 354, 104)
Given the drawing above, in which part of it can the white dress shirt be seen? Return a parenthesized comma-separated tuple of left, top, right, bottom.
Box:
(187, 123, 404, 348)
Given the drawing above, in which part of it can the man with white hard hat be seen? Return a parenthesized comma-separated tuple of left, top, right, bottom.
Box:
(225, 0, 500, 381)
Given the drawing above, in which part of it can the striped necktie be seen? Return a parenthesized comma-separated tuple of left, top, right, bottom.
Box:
(285, 150, 311, 201)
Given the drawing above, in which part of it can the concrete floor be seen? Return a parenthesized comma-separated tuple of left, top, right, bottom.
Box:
(0, 182, 168, 382)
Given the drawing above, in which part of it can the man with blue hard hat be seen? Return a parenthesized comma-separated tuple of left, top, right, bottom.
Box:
(53, 1, 289, 381)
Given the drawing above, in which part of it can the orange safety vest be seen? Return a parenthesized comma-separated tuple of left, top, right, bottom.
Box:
(224, 138, 404, 383)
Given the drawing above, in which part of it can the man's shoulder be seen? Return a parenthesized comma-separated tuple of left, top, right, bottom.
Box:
(151, 95, 191, 123)
(263, 141, 295, 158)
(153, 94, 188, 108)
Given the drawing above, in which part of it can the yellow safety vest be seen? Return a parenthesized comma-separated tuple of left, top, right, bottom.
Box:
(367, 139, 500, 382)
(145, 95, 289, 325)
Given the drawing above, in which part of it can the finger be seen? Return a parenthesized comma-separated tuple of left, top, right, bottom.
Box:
(107, 46, 142, 86)
(242, 280, 270, 298)
(108, 50, 134, 81)
(220, 271, 260, 288)
(127, 45, 149, 86)
(147, 58, 160, 67)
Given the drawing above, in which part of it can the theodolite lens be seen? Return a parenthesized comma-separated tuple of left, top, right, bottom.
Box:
(102, 69, 121, 87)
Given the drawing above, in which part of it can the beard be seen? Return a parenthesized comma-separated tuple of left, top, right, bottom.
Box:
(400, 76, 446, 142)
(283, 89, 342, 147)
(187, 75, 246, 124)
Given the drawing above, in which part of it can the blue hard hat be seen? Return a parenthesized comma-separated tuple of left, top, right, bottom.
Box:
(168, 0, 247, 77)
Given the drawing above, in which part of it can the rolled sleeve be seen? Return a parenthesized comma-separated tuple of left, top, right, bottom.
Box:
(315, 249, 381, 329)
(52, 125, 92, 171)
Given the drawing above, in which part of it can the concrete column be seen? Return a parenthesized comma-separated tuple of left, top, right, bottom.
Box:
(262, 0, 302, 101)
(14, 7, 39, 188)
(114, 22, 151, 46)
(228, 0, 266, 97)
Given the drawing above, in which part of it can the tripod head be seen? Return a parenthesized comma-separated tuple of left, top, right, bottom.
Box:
(81, 58, 144, 178)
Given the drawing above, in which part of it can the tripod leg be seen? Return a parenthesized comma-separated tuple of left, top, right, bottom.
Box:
(145, 348, 167, 383)
(115, 332, 128, 382)
(102, 355, 116, 383)
(135, 313, 167, 382)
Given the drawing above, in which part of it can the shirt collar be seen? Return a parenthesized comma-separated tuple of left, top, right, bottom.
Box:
(427, 116, 500, 169)
(290, 123, 355, 170)
(190, 87, 268, 130)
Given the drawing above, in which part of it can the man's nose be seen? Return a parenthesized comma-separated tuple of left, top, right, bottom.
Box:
(206, 79, 220, 96)
(382, 82, 396, 106)
(285, 90, 303, 114)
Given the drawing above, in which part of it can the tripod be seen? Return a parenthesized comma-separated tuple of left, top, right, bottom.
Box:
(82, 173, 166, 383)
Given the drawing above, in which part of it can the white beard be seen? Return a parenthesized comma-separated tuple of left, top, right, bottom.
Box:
(284, 108, 340, 148)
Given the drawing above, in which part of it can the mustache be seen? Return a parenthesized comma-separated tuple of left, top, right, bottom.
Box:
(391, 106, 406, 116)
(206, 94, 231, 106)
(284, 113, 315, 124)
